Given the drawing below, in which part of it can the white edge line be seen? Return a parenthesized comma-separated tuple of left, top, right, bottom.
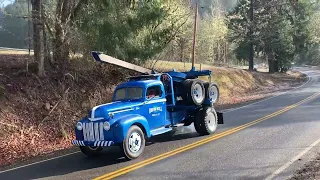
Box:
(265, 137, 320, 180)
(221, 75, 311, 113)
(0, 151, 80, 174)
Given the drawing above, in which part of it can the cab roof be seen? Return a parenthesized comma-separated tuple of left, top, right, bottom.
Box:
(116, 79, 162, 89)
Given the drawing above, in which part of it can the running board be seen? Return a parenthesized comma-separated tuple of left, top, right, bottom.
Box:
(151, 127, 173, 136)
(165, 123, 185, 128)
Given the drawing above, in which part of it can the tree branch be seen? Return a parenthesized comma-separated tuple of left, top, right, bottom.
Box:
(70, 0, 88, 21)
(42, 5, 54, 37)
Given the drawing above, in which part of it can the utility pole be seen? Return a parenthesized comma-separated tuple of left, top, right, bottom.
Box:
(191, 2, 198, 70)
(249, 0, 254, 71)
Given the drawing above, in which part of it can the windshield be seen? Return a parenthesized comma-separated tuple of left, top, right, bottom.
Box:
(114, 87, 143, 101)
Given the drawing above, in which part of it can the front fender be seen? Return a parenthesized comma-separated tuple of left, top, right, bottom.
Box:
(112, 114, 151, 143)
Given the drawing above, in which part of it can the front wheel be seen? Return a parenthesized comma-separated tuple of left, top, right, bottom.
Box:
(194, 106, 218, 136)
(80, 146, 103, 157)
(122, 125, 146, 160)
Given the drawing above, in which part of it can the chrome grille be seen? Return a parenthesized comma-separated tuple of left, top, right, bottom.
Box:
(83, 122, 104, 141)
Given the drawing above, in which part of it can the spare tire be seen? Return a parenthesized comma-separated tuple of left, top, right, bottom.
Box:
(204, 82, 219, 104)
(183, 79, 205, 106)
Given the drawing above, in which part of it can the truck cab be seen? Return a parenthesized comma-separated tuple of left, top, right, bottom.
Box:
(112, 78, 168, 131)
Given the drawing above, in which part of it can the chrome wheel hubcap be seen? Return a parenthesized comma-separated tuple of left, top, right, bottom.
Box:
(193, 84, 203, 103)
(206, 110, 217, 132)
(209, 86, 218, 103)
(128, 132, 142, 153)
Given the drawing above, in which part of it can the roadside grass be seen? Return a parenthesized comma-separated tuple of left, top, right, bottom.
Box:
(145, 60, 268, 72)
(0, 50, 34, 55)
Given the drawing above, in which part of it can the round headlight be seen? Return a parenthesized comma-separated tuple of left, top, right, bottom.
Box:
(76, 122, 83, 131)
(103, 122, 110, 131)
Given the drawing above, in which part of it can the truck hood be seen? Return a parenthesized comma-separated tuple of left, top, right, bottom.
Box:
(88, 101, 142, 120)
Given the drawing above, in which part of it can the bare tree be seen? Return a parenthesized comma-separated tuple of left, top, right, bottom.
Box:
(52, 0, 87, 78)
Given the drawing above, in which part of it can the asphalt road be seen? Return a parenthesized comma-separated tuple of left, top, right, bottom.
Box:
(1, 66, 320, 180)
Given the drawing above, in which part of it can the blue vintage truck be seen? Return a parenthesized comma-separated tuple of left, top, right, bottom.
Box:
(72, 52, 223, 159)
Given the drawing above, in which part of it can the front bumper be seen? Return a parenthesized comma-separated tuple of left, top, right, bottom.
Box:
(72, 140, 114, 147)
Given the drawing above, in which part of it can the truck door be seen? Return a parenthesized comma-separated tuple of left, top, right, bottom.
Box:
(143, 85, 166, 130)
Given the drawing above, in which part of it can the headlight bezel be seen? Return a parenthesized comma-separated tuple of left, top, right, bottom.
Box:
(76, 122, 83, 131)
(103, 121, 111, 131)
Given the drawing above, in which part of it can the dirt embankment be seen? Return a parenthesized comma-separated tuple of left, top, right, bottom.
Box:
(0, 54, 307, 167)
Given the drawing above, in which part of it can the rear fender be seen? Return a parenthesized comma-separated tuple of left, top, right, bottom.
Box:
(112, 114, 151, 143)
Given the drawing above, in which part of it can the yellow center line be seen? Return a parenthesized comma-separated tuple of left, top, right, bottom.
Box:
(93, 92, 320, 180)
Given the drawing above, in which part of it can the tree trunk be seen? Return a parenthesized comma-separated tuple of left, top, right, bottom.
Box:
(212, 43, 215, 63)
(53, 0, 71, 78)
(53, 25, 69, 77)
(51, 0, 87, 78)
(138, 0, 143, 8)
(180, 39, 185, 62)
(224, 41, 227, 64)
(32, 0, 45, 77)
(268, 54, 276, 73)
(248, 0, 254, 71)
(42, 3, 51, 69)
(217, 41, 220, 63)
(274, 59, 279, 72)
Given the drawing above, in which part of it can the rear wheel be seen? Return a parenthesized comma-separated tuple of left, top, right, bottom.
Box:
(122, 125, 146, 160)
(80, 146, 103, 157)
(194, 106, 218, 136)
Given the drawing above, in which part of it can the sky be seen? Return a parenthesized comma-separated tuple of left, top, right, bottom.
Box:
(0, 0, 13, 8)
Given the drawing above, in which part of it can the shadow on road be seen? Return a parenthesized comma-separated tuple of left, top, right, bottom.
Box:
(149, 131, 200, 144)
(0, 147, 127, 180)
(0, 131, 201, 180)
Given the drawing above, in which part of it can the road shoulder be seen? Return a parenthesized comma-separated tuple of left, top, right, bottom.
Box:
(290, 151, 320, 180)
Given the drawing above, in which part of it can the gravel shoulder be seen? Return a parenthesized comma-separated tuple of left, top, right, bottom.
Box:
(290, 153, 320, 180)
